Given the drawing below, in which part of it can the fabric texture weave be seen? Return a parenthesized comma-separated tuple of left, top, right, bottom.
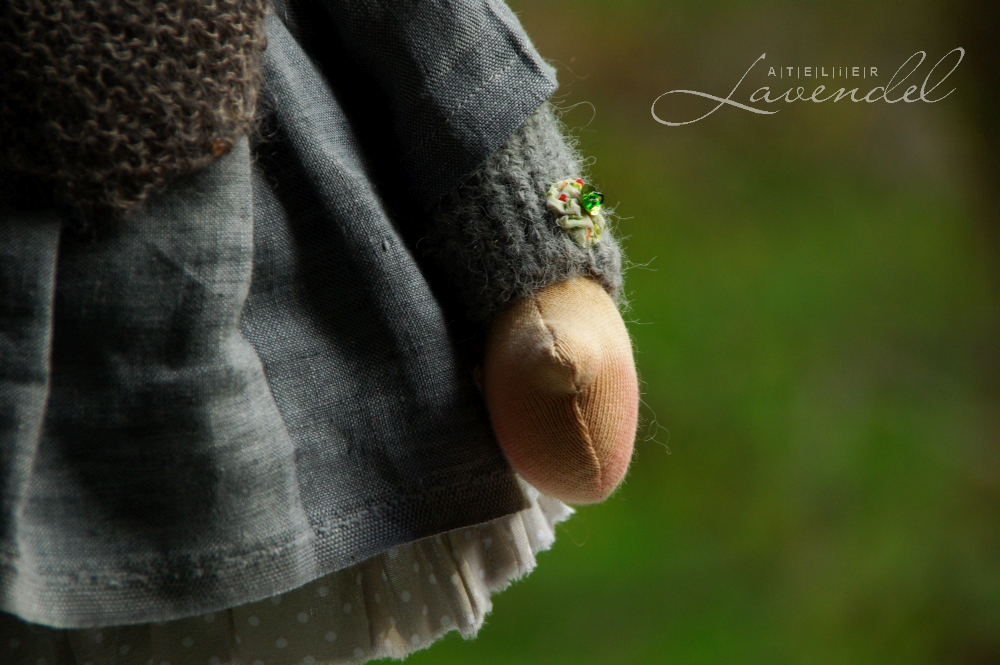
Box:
(0, 0, 625, 641)
(0, 488, 573, 665)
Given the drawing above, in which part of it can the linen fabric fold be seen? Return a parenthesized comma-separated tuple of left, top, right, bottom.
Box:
(0, 0, 558, 628)
(0, 0, 624, 633)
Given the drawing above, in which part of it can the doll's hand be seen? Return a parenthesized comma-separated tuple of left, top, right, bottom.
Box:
(482, 276, 638, 504)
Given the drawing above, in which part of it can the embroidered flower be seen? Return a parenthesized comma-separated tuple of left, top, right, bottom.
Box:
(545, 178, 606, 247)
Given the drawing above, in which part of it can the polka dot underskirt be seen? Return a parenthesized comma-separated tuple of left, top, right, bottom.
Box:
(1, 490, 572, 665)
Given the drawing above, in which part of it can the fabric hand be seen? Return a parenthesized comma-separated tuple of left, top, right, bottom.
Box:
(482, 276, 638, 504)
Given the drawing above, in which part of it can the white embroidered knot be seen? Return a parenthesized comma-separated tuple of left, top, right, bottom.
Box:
(545, 178, 606, 248)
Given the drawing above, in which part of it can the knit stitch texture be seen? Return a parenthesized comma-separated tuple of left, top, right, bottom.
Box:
(0, 0, 267, 219)
(423, 102, 624, 327)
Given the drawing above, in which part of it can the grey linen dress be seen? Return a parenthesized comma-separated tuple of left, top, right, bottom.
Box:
(0, 0, 623, 662)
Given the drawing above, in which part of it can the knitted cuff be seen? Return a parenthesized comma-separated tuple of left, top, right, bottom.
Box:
(420, 102, 624, 328)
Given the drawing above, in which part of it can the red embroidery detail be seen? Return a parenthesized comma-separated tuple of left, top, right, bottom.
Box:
(558, 193, 567, 201)
(575, 178, 584, 185)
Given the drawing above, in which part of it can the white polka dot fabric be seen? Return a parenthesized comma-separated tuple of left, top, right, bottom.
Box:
(0, 492, 571, 665)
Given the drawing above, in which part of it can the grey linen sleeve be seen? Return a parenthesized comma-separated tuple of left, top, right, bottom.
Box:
(309, 0, 559, 210)
(419, 102, 624, 328)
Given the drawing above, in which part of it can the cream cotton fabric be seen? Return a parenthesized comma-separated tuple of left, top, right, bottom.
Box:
(0, 490, 571, 665)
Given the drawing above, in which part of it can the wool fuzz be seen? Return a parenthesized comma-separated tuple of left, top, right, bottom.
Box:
(424, 102, 624, 327)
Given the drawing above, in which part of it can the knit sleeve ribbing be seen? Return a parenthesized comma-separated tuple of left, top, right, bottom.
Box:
(419, 102, 624, 328)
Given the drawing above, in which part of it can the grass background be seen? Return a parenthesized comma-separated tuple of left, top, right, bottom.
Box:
(407, 1, 1000, 663)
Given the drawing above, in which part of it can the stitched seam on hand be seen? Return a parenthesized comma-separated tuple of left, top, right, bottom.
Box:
(531, 295, 572, 392)
(532, 295, 603, 492)
(571, 390, 603, 494)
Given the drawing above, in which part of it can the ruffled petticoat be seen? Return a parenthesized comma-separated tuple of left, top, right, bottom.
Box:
(1, 489, 571, 665)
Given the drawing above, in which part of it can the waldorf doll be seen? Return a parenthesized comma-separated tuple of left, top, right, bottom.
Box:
(0, 0, 638, 663)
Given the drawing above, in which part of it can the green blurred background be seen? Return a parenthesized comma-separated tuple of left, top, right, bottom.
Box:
(411, 1, 1000, 663)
